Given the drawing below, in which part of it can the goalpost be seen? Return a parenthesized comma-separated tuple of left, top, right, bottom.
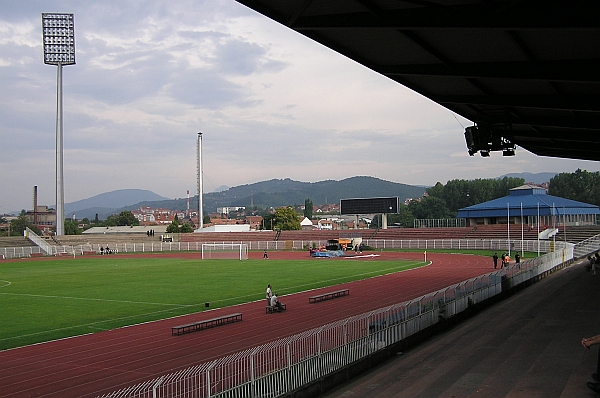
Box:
(201, 243, 249, 260)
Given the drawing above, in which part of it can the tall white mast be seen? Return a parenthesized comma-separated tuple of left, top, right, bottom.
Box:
(186, 190, 190, 217)
(42, 13, 76, 236)
(196, 132, 203, 232)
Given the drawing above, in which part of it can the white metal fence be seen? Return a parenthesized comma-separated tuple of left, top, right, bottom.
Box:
(0, 235, 580, 260)
(97, 247, 574, 398)
(574, 234, 600, 259)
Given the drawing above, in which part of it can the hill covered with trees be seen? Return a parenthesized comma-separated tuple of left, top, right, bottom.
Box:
(120, 176, 428, 216)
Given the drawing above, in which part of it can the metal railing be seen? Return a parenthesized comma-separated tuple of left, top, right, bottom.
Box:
(2, 236, 581, 260)
(24, 227, 55, 255)
(97, 248, 573, 398)
(574, 234, 600, 259)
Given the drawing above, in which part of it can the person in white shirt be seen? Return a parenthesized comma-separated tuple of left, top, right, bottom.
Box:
(266, 284, 272, 306)
(271, 292, 284, 311)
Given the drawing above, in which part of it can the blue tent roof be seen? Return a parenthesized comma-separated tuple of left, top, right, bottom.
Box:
(456, 185, 600, 218)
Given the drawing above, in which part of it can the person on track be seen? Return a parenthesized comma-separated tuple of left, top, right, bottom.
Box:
(270, 292, 284, 312)
(266, 284, 272, 306)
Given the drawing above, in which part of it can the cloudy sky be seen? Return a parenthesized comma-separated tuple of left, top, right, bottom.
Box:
(1, 0, 599, 213)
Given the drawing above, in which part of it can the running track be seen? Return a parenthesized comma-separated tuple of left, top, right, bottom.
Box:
(0, 251, 493, 397)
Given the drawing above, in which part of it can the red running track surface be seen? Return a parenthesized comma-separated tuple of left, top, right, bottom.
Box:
(0, 251, 493, 397)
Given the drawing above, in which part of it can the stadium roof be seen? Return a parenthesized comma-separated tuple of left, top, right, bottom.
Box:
(235, 0, 600, 160)
(456, 185, 600, 218)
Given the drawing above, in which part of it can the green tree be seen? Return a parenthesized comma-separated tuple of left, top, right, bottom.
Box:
(395, 204, 415, 228)
(104, 214, 118, 226)
(167, 215, 195, 233)
(9, 215, 41, 236)
(426, 177, 524, 215)
(105, 211, 139, 227)
(64, 219, 82, 235)
(549, 169, 600, 206)
(180, 223, 193, 233)
(370, 205, 415, 228)
(304, 198, 313, 219)
(409, 196, 453, 219)
(273, 207, 301, 230)
(166, 216, 180, 233)
(261, 213, 275, 230)
(493, 176, 525, 199)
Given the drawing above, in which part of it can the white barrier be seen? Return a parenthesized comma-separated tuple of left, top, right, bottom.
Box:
(2, 238, 574, 260)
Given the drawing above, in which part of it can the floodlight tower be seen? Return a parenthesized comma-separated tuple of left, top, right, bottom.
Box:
(195, 132, 204, 232)
(42, 13, 75, 236)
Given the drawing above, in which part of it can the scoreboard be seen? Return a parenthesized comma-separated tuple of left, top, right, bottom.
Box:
(340, 197, 399, 215)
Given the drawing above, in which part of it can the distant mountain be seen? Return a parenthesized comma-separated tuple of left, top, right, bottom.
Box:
(67, 174, 560, 220)
(211, 185, 229, 193)
(121, 177, 428, 215)
(65, 189, 170, 219)
(496, 172, 557, 185)
(198, 176, 427, 211)
(70, 177, 427, 219)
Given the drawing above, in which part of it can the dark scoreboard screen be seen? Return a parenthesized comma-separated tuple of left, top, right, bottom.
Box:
(340, 197, 399, 215)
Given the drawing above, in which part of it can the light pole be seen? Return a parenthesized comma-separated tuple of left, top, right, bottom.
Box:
(42, 13, 75, 236)
(507, 203, 510, 257)
(195, 132, 203, 232)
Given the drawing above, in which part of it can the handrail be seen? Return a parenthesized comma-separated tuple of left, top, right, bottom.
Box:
(24, 228, 54, 255)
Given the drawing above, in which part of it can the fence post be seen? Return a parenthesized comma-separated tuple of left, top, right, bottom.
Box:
(207, 368, 211, 398)
(317, 329, 322, 378)
(152, 377, 164, 398)
(250, 351, 255, 397)
(287, 342, 292, 392)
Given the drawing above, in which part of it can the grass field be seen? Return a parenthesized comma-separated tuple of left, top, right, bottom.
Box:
(0, 255, 425, 351)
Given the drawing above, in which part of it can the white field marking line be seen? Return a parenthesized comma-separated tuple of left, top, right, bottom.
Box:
(0, 291, 186, 307)
(0, 303, 203, 343)
(0, 280, 11, 288)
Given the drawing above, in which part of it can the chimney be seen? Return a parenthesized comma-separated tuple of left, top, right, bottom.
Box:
(33, 186, 38, 226)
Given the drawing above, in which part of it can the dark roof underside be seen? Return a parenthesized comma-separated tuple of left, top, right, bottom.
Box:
(236, 0, 600, 160)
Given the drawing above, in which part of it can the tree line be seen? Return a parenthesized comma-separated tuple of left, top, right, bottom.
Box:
(372, 176, 526, 228)
(548, 169, 600, 207)
(374, 170, 600, 228)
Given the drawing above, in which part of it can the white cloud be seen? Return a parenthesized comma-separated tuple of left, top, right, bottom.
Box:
(0, 0, 598, 214)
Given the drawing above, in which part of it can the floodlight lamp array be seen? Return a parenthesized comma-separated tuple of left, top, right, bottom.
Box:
(464, 124, 515, 157)
(42, 13, 75, 65)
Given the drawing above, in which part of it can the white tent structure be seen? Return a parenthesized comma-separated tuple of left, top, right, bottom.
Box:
(300, 217, 314, 230)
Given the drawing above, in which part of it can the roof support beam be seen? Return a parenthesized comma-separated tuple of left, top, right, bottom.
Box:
(380, 59, 600, 83)
(291, 4, 600, 30)
(435, 94, 600, 112)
